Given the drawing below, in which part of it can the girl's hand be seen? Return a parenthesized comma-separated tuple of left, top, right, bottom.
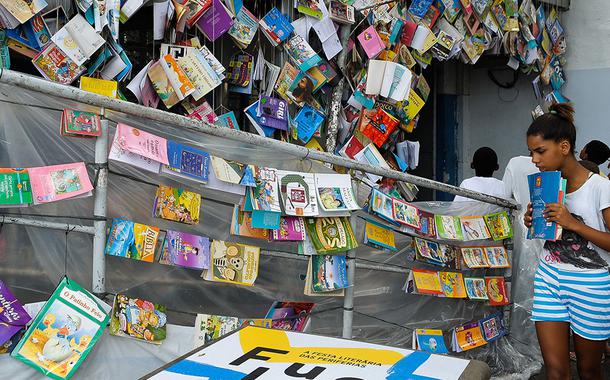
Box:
(544, 203, 580, 231)
(523, 203, 533, 228)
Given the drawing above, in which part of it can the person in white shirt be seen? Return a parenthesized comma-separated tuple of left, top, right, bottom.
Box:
(502, 155, 539, 207)
(454, 147, 507, 201)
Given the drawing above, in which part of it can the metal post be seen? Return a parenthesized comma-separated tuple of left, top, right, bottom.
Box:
(0, 216, 95, 234)
(92, 110, 109, 294)
(342, 249, 356, 339)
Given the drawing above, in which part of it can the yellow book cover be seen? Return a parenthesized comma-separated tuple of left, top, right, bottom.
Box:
(412, 269, 443, 295)
(80, 76, 118, 98)
(364, 221, 396, 251)
(132, 223, 160, 263)
(455, 323, 487, 351)
(439, 271, 467, 298)
(153, 185, 201, 225)
(405, 91, 425, 120)
(206, 241, 260, 286)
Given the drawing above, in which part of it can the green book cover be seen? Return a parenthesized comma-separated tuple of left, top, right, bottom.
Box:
(11, 277, 109, 380)
(305, 217, 358, 254)
(484, 211, 514, 241)
(434, 215, 465, 240)
(0, 168, 33, 206)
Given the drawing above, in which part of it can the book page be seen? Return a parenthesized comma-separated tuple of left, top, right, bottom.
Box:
(315, 173, 359, 211)
(364, 60, 386, 95)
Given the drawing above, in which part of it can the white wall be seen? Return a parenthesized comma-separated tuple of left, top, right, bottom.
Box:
(458, 1, 610, 181)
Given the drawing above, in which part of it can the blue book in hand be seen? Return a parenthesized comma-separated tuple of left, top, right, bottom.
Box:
(163, 140, 210, 184)
(527, 171, 564, 240)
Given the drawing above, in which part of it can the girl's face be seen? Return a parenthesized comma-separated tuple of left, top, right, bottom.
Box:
(527, 134, 570, 172)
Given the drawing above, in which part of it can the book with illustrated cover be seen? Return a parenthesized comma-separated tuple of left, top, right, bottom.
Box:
(409, 0, 434, 18)
(32, 42, 85, 85)
(369, 188, 396, 224)
(264, 301, 315, 332)
(161, 230, 210, 270)
(228, 7, 258, 49)
(162, 140, 210, 184)
(79, 76, 118, 98)
(460, 215, 491, 241)
(329, 0, 355, 24)
(249, 167, 282, 213)
(0, 168, 32, 207)
(271, 216, 306, 241)
(22, 14, 51, 50)
(296, 0, 323, 19)
(28, 162, 93, 204)
(485, 246, 510, 268)
(303, 257, 344, 297)
(284, 34, 322, 72)
(105, 218, 160, 263)
(60, 110, 101, 137)
(50, 14, 104, 66)
(274, 61, 299, 104)
(259, 7, 294, 47)
(277, 170, 318, 216)
(412, 329, 449, 354)
(452, 322, 487, 352)
(257, 96, 289, 131)
(184, 0, 212, 28)
(464, 277, 488, 300)
(108, 128, 161, 174)
(461, 247, 489, 268)
(210, 156, 245, 185)
(435, 215, 464, 240)
(484, 211, 513, 241)
(196, 0, 234, 42)
(294, 104, 325, 143)
(161, 54, 195, 100)
(147, 60, 181, 109)
(193, 314, 239, 348)
(406, 268, 443, 296)
(358, 108, 400, 148)
(305, 217, 358, 254)
(439, 271, 467, 298)
(0, 280, 31, 348)
(310, 254, 348, 292)
(479, 313, 506, 342)
(153, 185, 201, 225)
(215, 111, 240, 130)
(315, 173, 360, 212)
(364, 220, 396, 251)
(177, 49, 222, 101)
(418, 210, 437, 238)
(358, 25, 385, 59)
(115, 123, 169, 165)
(109, 294, 167, 345)
(527, 171, 564, 240)
(230, 206, 270, 240)
(392, 198, 421, 229)
(11, 277, 109, 380)
(485, 276, 510, 306)
(414, 238, 445, 264)
(202, 241, 260, 286)
(227, 52, 253, 87)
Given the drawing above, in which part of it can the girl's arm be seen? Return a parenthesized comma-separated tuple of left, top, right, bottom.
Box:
(544, 203, 610, 251)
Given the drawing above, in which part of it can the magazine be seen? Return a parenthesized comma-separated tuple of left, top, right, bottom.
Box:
(435, 215, 464, 240)
(0, 168, 33, 207)
(485, 246, 510, 268)
(109, 294, 167, 345)
(264, 301, 315, 332)
(28, 162, 93, 204)
(305, 217, 358, 254)
(464, 277, 488, 300)
(147, 60, 181, 109)
(79, 76, 118, 98)
(153, 185, 201, 225)
(161, 230, 210, 270)
(315, 173, 360, 212)
(177, 49, 222, 100)
(484, 211, 513, 241)
(105, 218, 160, 263)
(249, 167, 282, 213)
(202, 241, 260, 286)
(460, 215, 491, 241)
(277, 170, 319, 216)
(259, 7, 294, 46)
(193, 314, 240, 348)
(195, 0, 234, 42)
(412, 328, 449, 354)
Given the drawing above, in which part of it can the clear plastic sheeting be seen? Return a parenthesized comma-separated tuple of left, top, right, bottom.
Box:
(0, 85, 541, 378)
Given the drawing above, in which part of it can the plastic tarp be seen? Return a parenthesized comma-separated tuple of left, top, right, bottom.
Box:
(0, 82, 541, 378)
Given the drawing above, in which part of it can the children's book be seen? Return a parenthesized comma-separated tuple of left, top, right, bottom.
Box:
(527, 171, 564, 240)
(51, 14, 104, 66)
(0, 280, 31, 348)
(464, 277, 488, 300)
(277, 170, 318, 216)
(479, 313, 506, 342)
(364, 220, 397, 251)
(305, 217, 358, 254)
(275, 61, 299, 104)
(358, 25, 385, 59)
(153, 185, 201, 225)
(248, 166, 282, 214)
(296, 0, 323, 19)
(439, 244, 461, 269)
(461, 247, 489, 268)
(259, 7, 294, 47)
(230, 206, 270, 240)
(303, 257, 344, 297)
(108, 128, 161, 174)
(358, 108, 400, 147)
(412, 329, 449, 354)
(485, 246, 510, 268)
(484, 211, 513, 241)
(196, 0, 234, 42)
(257, 96, 289, 131)
(79, 76, 118, 98)
(28, 162, 93, 204)
(0, 168, 33, 207)
(162, 140, 210, 184)
(193, 314, 240, 348)
(161, 54, 195, 100)
(11, 277, 109, 380)
(354, 144, 391, 182)
(60, 110, 101, 137)
(271, 216, 306, 241)
(439, 271, 467, 298)
(210, 156, 245, 185)
(452, 322, 487, 352)
(435, 215, 464, 240)
(485, 276, 510, 306)
(202, 241, 260, 286)
(148, 59, 181, 108)
(294, 104, 325, 143)
(184, 0, 212, 28)
(264, 301, 315, 332)
(369, 188, 396, 224)
(392, 198, 421, 229)
(418, 210, 437, 238)
(409, 0, 434, 18)
(310, 254, 349, 292)
(228, 7, 258, 49)
(115, 123, 169, 165)
(414, 238, 445, 264)
(406, 268, 443, 296)
(227, 52, 253, 87)
(460, 215, 491, 241)
(109, 294, 167, 345)
(105, 218, 160, 263)
(177, 49, 222, 100)
(32, 42, 85, 85)
(215, 111, 240, 130)
(284, 34, 322, 72)
(162, 230, 210, 270)
(315, 173, 360, 212)
(329, 0, 355, 24)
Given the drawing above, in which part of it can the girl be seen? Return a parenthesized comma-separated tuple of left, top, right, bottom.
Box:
(524, 103, 610, 380)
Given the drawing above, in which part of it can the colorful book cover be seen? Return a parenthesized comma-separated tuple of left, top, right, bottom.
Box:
(32, 42, 85, 85)
(464, 277, 488, 300)
(329, 0, 355, 24)
(294, 104, 325, 143)
(415, 328, 448, 354)
(315, 173, 360, 212)
(161, 54, 195, 99)
(259, 7, 294, 46)
(460, 215, 491, 241)
(485, 246, 510, 268)
(176, 50, 221, 100)
(22, 14, 51, 50)
(11, 277, 109, 380)
(434, 215, 464, 240)
(153, 186, 201, 225)
(60, 110, 101, 137)
(185, 0, 212, 28)
(0, 168, 33, 206)
(0, 280, 31, 347)
(275, 62, 299, 104)
(484, 211, 513, 241)
(357, 25, 385, 59)
(193, 314, 239, 348)
(284, 34, 322, 72)
(392, 198, 421, 229)
(230, 206, 270, 240)
(479, 314, 506, 342)
(227, 52, 253, 87)
(116, 123, 169, 165)
(453, 322, 487, 352)
(272, 216, 306, 241)
(277, 170, 318, 216)
(163, 141, 210, 184)
(414, 238, 445, 264)
(228, 7, 258, 48)
(108, 128, 161, 174)
(311, 254, 349, 292)
(297, 0, 323, 19)
(28, 162, 93, 204)
(358, 108, 399, 148)
(163, 230, 210, 270)
(364, 220, 396, 251)
(148, 59, 181, 108)
(527, 171, 562, 240)
(305, 217, 358, 254)
(257, 96, 289, 131)
(418, 210, 437, 238)
(105, 218, 160, 263)
(109, 294, 167, 345)
(203, 241, 260, 286)
(410, 268, 443, 295)
(461, 247, 489, 268)
(196, 0, 234, 42)
(485, 276, 510, 306)
(439, 271, 467, 298)
(215, 111, 240, 130)
(369, 188, 396, 223)
(79, 76, 118, 98)
(409, 0, 434, 18)
(264, 301, 315, 332)
(249, 167, 282, 213)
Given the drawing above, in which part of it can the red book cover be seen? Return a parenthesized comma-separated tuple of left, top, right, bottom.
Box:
(400, 20, 418, 46)
(485, 276, 510, 306)
(359, 108, 399, 148)
(340, 135, 365, 159)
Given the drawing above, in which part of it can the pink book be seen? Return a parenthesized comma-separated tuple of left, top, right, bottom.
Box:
(116, 123, 169, 165)
(29, 162, 94, 204)
(272, 216, 306, 241)
(357, 25, 385, 59)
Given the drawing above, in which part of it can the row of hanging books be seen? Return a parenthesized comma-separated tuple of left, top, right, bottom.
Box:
(0, 278, 319, 379)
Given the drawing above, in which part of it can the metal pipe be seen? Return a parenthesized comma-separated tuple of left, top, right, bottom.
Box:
(342, 249, 356, 339)
(0, 216, 95, 235)
(0, 69, 518, 209)
(92, 114, 109, 294)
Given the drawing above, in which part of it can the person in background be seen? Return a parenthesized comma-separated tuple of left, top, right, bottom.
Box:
(579, 140, 610, 176)
(502, 155, 539, 207)
(454, 147, 508, 201)
(579, 160, 601, 175)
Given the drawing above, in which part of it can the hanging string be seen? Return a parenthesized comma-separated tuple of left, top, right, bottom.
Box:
(64, 226, 76, 280)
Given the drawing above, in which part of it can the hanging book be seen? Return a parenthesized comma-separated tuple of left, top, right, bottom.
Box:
(249, 166, 282, 213)
(296, 0, 323, 19)
(329, 0, 355, 24)
(177, 49, 222, 100)
(109, 294, 167, 345)
(215, 111, 240, 130)
(193, 314, 240, 348)
(184, 0, 212, 28)
(412, 329, 449, 354)
(105, 218, 160, 263)
(230, 206, 270, 240)
(271, 216, 306, 241)
(228, 7, 258, 49)
(28, 162, 93, 204)
(32, 42, 85, 85)
(305, 217, 358, 254)
(257, 96, 289, 131)
(284, 34, 322, 72)
(464, 277, 489, 300)
(452, 322, 487, 352)
(153, 185, 201, 225)
(0, 280, 31, 349)
(0, 168, 33, 207)
(392, 198, 421, 229)
(310, 254, 349, 293)
(264, 301, 315, 332)
(294, 104, 325, 143)
(11, 277, 109, 380)
(418, 210, 437, 238)
(115, 123, 169, 165)
(460, 215, 491, 241)
(434, 215, 464, 240)
(277, 170, 318, 216)
(162, 230, 210, 270)
(485, 276, 510, 306)
(485, 246, 510, 268)
(60, 110, 101, 138)
(259, 7, 294, 47)
(358, 108, 400, 148)
(147, 60, 181, 109)
(439, 271, 467, 298)
(484, 211, 513, 241)
(79, 76, 118, 98)
(414, 238, 445, 264)
(406, 268, 443, 296)
(357, 25, 385, 59)
(108, 128, 161, 174)
(202, 241, 260, 286)
(161, 54, 195, 100)
(479, 313, 506, 343)
(461, 247, 489, 268)
(369, 188, 396, 224)
(315, 173, 359, 212)
(364, 220, 396, 251)
(50, 14, 104, 66)
(162, 141, 210, 184)
(196, 0, 234, 42)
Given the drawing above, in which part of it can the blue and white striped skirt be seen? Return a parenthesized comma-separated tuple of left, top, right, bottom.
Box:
(532, 261, 610, 340)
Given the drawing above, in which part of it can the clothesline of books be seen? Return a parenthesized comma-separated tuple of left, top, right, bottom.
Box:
(413, 236, 510, 270)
